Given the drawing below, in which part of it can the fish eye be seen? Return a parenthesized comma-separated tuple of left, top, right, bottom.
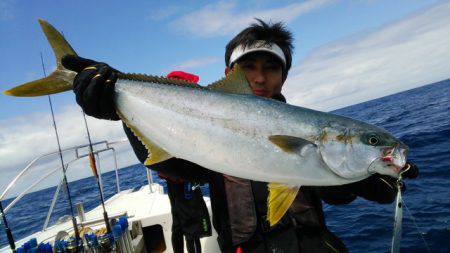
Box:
(368, 136, 379, 146)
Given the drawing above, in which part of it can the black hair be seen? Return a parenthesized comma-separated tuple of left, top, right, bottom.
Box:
(225, 19, 294, 73)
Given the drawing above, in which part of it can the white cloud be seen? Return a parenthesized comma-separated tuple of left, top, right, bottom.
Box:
(173, 57, 220, 71)
(283, 1, 450, 111)
(3, 1, 449, 197)
(148, 5, 184, 21)
(170, 0, 334, 37)
(0, 105, 140, 197)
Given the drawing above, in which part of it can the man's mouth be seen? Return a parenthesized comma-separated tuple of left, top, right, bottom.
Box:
(252, 89, 269, 97)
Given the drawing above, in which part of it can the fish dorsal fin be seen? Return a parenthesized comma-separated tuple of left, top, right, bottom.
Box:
(117, 110, 173, 165)
(207, 65, 253, 95)
(118, 73, 203, 89)
(269, 135, 316, 154)
(267, 183, 299, 226)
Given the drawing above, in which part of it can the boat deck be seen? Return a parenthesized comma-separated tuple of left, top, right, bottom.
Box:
(1, 184, 220, 252)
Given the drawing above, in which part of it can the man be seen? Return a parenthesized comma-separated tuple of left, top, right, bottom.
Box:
(62, 19, 418, 252)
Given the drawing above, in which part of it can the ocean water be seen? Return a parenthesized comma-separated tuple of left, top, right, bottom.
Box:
(327, 79, 450, 253)
(1, 79, 449, 252)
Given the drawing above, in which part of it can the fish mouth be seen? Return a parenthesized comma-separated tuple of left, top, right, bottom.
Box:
(368, 146, 408, 176)
(381, 146, 408, 174)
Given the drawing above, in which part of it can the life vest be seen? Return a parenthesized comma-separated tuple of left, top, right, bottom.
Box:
(222, 175, 323, 246)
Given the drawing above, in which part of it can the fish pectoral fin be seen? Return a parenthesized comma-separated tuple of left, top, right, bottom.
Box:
(207, 65, 253, 95)
(118, 110, 173, 166)
(267, 183, 299, 227)
(269, 135, 316, 154)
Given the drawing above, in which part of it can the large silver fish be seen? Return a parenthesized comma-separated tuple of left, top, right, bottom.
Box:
(4, 20, 408, 226)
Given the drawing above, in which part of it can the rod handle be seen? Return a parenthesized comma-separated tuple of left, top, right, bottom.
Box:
(103, 211, 112, 234)
(6, 227, 16, 250)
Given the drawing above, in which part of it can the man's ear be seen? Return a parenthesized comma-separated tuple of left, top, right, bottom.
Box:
(225, 67, 231, 76)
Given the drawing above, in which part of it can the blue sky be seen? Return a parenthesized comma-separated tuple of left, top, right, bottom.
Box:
(1, 0, 449, 194)
(0, 0, 442, 118)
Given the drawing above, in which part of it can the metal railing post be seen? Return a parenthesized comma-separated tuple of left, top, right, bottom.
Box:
(146, 169, 154, 192)
(43, 179, 64, 231)
(111, 148, 120, 193)
(1, 139, 127, 232)
(95, 153, 104, 196)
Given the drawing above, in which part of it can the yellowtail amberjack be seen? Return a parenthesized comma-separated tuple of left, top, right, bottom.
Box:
(4, 20, 408, 226)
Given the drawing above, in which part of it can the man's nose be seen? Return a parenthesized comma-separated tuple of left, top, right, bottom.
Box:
(253, 69, 266, 84)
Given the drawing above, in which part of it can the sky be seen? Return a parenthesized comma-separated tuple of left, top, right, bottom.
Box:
(0, 0, 449, 196)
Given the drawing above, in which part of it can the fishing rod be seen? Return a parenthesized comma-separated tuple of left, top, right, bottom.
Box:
(0, 200, 16, 252)
(58, 30, 111, 233)
(82, 111, 112, 234)
(40, 53, 82, 247)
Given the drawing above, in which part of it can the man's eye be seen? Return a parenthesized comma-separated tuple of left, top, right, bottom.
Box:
(265, 63, 281, 71)
(241, 63, 254, 69)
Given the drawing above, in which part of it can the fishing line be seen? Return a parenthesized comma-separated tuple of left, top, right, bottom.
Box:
(40, 52, 81, 245)
(402, 201, 432, 253)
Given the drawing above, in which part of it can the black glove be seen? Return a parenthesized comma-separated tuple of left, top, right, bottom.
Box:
(61, 55, 120, 120)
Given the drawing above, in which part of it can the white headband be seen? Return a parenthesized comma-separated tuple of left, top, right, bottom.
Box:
(229, 40, 286, 68)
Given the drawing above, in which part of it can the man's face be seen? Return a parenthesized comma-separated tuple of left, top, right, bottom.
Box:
(226, 52, 284, 98)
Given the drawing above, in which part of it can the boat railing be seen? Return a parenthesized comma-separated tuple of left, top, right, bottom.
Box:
(0, 139, 128, 232)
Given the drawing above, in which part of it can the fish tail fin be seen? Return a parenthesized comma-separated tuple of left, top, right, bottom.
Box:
(4, 19, 77, 97)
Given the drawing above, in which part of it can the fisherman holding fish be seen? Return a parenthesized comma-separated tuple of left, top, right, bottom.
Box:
(7, 19, 418, 253)
(60, 20, 419, 252)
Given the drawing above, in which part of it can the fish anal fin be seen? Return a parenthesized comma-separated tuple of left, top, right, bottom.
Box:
(207, 65, 253, 95)
(267, 183, 299, 227)
(117, 110, 173, 166)
(144, 143, 173, 166)
(269, 135, 316, 154)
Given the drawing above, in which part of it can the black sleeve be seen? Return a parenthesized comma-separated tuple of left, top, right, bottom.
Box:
(123, 123, 212, 183)
(316, 174, 398, 205)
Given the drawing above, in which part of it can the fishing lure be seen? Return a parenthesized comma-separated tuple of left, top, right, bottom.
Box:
(391, 171, 405, 253)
